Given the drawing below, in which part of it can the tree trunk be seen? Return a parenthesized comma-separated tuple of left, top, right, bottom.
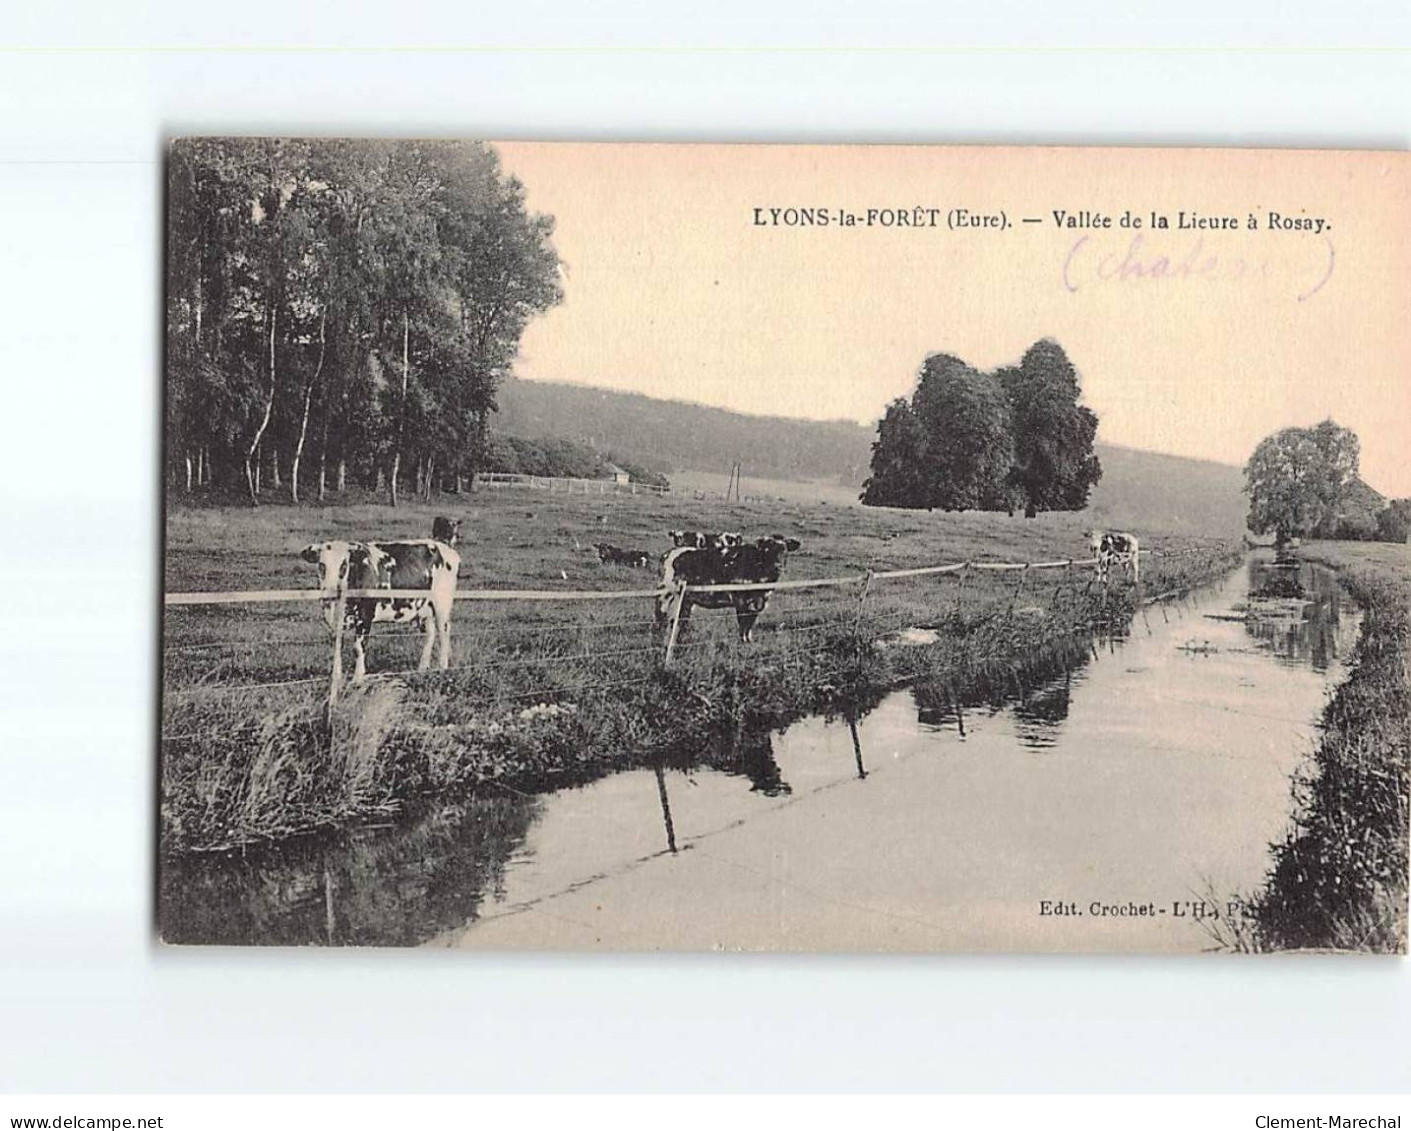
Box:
(291, 309, 327, 505)
(244, 306, 277, 504)
(271, 448, 282, 489)
(196, 447, 205, 487)
(389, 309, 410, 507)
(455, 474, 463, 494)
(337, 459, 347, 493)
(254, 444, 262, 495)
(184, 455, 193, 492)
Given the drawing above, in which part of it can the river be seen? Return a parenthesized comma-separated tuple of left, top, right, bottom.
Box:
(160, 554, 1360, 952)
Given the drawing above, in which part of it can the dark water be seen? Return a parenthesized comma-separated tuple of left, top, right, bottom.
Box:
(160, 553, 1360, 951)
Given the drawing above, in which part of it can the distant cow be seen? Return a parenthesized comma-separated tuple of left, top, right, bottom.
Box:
(431, 516, 462, 547)
(594, 542, 651, 569)
(668, 530, 744, 551)
(301, 539, 460, 682)
(656, 535, 802, 643)
(1089, 530, 1141, 585)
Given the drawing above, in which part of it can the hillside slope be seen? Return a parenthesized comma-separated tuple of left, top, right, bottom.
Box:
(493, 377, 1249, 536)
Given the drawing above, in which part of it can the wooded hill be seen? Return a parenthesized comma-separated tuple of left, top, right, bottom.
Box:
(494, 377, 1252, 536)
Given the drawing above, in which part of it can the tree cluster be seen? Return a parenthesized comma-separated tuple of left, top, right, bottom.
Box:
(861, 340, 1102, 517)
(480, 433, 671, 488)
(166, 138, 563, 505)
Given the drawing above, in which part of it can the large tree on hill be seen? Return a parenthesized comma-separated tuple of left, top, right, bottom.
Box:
(860, 340, 1100, 515)
(910, 354, 1015, 511)
(999, 339, 1103, 518)
(861, 398, 929, 507)
(1245, 419, 1361, 545)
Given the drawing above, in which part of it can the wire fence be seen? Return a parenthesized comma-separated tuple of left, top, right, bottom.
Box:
(161, 543, 1226, 727)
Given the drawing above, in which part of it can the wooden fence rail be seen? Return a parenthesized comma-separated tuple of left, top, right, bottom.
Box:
(164, 545, 1205, 701)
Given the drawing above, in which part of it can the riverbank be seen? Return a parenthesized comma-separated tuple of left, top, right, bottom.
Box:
(161, 498, 1240, 855)
(1238, 541, 1410, 953)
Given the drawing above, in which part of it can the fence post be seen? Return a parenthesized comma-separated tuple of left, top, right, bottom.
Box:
(663, 583, 688, 666)
(653, 760, 678, 854)
(328, 583, 347, 705)
(1008, 562, 1030, 615)
(852, 569, 874, 645)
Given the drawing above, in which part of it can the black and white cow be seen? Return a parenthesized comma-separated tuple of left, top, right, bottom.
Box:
(668, 530, 744, 551)
(300, 539, 460, 681)
(431, 516, 462, 547)
(593, 543, 652, 569)
(1089, 529, 1141, 585)
(656, 535, 802, 643)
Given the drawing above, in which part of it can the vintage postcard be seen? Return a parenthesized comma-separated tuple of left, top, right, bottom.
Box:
(159, 140, 1410, 953)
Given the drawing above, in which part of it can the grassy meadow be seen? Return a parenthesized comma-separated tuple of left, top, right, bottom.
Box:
(161, 485, 1241, 853)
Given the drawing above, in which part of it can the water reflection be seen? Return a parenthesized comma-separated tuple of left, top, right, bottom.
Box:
(910, 641, 1091, 750)
(160, 793, 537, 946)
(1243, 557, 1355, 671)
(708, 723, 794, 796)
(163, 554, 1362, 949)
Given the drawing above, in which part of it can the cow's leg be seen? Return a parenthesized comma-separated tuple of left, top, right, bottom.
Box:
(417, 607, 437, 671)
(433, 597, 453, 670)
(350, 631, 369, 684)
(736, 597, 765, 643)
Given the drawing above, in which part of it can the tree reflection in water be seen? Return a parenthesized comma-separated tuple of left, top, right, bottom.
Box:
(159, 792, 538, 946)
(910, 638, 1090, 751)
(1243, 558, 1351, 671)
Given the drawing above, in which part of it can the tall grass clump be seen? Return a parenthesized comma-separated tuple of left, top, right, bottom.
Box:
(1241, 561, 1409, 953)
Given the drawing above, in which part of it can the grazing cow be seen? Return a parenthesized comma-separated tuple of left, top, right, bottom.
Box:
(300, 539, 460, 681)
(656, 535, 802, 642)
(1089, 529, 1141, 585)
(431, 516, 462, 547)
(593, 542, 652, 569)
(668, 530, 744, 551)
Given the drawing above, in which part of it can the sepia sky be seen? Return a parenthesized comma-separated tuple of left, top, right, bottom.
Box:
(497, 143, 1411, 497)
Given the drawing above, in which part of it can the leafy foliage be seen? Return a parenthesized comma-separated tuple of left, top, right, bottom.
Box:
(166, 139, 562, 503)
(1244, 420, 1361, 544)
(862, 339, 1101, 515)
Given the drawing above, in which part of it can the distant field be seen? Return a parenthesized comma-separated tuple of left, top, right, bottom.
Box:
(164, 486, 1233, 691)
(1296, 539, 1411, 581)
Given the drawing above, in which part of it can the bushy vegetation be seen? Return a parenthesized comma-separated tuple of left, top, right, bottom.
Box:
(478, 431, 671, 486)
(1238, 544, 1410, 953)
(862, 340, 1101, 517)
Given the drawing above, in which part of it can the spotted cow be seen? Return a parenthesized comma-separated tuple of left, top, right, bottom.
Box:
(668, 530, 744, 551)
(1089, 529, 1141, 585)
(300, 539, 460, 681)
(593, 543, 652, 569)
(656, 535, 802, 643)
(431, 516, 462, 547)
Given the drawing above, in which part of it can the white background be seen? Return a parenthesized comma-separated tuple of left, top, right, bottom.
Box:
(1, 1, 1409, 1094)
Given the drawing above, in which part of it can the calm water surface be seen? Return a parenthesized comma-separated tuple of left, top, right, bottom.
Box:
(161, 554, 1359, 951)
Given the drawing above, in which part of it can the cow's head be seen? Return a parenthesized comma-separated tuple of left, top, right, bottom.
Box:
(762, 534, 802, 553)
(302, 541, 357, 586)
(431, 516, 463, 547)
(715, 532, 744, 550)
(655, 546, 692, 628)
